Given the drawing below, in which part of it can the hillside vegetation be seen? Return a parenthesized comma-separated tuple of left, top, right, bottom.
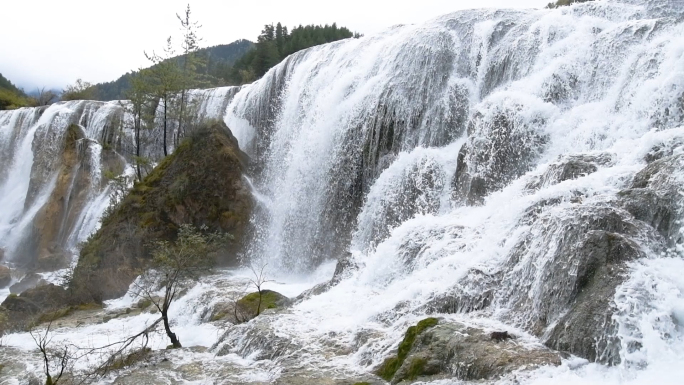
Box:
(0, 73, 30, 110)
(91, 40, 255, 101)
(90, 22, 360, 101)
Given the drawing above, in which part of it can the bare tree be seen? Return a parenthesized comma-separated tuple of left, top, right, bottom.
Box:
(145, 38, 181, 157)
(30, 321, 73, 385)
(133, 224, 230, 348)
(120, 71, 153, 182)
(248, 263, 272, 318)
(34, 87, 58, 106)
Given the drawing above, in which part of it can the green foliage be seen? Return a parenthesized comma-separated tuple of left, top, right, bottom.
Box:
(0, 74, 32, 109)
(546, 0, 593, 8)
(376, 317, 439, 381)
(0, 73, 24, 95)
(0, 88, 31, 110)
(225, 22, 361, 85)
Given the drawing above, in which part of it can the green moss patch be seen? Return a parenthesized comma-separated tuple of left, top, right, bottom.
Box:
(376, 317, 439, 381)
(237, 290, 284, 317)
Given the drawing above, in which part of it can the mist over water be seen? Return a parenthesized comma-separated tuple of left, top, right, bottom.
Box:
(1, 0, 684, 383)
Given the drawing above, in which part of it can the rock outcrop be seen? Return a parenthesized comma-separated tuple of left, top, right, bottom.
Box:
(12, 124, 120, 271)
(376, 318, 560, 384)
(71, 120, 252, 302)
(452, 101, 549, 205)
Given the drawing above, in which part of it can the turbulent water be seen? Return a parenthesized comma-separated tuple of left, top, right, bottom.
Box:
(3, 0, 684, 383)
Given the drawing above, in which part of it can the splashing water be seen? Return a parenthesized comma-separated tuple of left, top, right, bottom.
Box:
(2, 0, 684, 384)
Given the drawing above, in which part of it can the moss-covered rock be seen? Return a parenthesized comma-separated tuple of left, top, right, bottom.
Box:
(71, 121, 252, 302)
(376, 319, 561, 383)
(376, 318, 439, 381)
(378, 319, 561, 384)
(235, 290, 289, 321)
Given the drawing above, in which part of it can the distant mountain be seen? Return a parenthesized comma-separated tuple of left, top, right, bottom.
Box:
(91, 39, 255, 101)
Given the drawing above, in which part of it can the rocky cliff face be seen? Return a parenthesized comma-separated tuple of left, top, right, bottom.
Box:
(72, 120, 252, 302)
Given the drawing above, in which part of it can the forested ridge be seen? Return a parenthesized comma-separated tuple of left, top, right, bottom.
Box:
(91, 39, 255, 101)
(90, 22, 360, 101)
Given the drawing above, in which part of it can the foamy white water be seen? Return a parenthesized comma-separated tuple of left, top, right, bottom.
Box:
(2, 0, 684, 383)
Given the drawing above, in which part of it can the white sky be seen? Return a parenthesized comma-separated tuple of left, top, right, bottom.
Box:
(0, 0, 548, 91)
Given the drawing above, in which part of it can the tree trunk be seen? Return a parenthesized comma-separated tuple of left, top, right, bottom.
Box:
(163, 99, 168, 157)
(178, 90, 185, 145)
(135, 113, 142, 181)
(256, 289, 262, 317)
(161, 309, 182, 348)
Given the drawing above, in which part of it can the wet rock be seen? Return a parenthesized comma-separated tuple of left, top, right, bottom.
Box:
(295, 252, 359, 302)
(9, 273, 48, 294)
(452, 102, 549, 205)
(1, 283, 68, 330)
(497, 203, 656, 365)
(216, 317, 298, 360)
(377, 318, 560, 384)
(18, 125, 100, 271)
(423, 268, 497, 314)
(527, 154, 612, 191)
(34, 250, 71, 272)
(0, 265, 11, 288)
(72, 120, 253, 302)
(619, 154, 684, 246)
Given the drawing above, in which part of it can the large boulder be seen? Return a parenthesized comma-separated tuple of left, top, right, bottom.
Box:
(9, 273, 48, 294)
(71, 121, 253, 302)
(1, 283, 68, 330)
(376, 318, 560, 384)
(495, 203, 655, 365)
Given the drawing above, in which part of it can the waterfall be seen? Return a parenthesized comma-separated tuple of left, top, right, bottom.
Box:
(0, 87, 240, 268)
(2, 0, 684, 382)
(214, 0, 684, 379)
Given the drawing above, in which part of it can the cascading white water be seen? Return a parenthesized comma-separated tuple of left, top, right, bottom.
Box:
(2, 0, 684, 383)
(0, 87, 240, 270)
(214, 0, 684, 382)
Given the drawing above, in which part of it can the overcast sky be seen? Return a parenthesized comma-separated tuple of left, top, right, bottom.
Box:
(1, 0, 548, 91)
